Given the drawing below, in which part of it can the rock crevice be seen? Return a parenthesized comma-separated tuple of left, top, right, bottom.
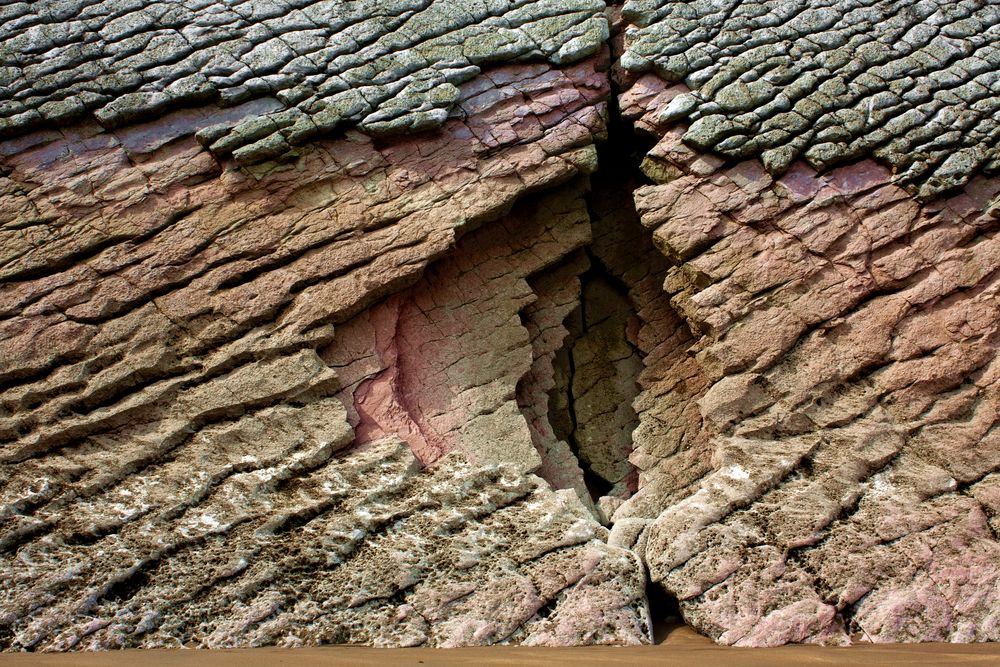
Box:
(2, 0, 1000, 652)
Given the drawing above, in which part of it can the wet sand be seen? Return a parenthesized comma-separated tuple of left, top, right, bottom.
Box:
(1, 627, 998, 666)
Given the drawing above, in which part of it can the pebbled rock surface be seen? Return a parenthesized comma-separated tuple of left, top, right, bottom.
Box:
(617, 74, 1000, 646)
(619, 0, 1000, 199)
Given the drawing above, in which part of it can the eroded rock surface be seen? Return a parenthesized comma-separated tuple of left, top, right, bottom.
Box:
(617, 74, 1000, 646)
(0, 20, 645, 647)
(620, 0, 1000, 199)
(1, 436, 649, 650)
(0, 0, 608, 164)
(323, 181, 593, 477)
(2, 0, 1000, 653)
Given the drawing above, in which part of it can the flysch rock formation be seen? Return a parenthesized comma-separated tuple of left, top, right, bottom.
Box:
(0, 0, 998, 653)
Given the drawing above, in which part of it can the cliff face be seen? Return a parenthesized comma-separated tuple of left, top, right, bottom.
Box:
(1, 0, 998, 651)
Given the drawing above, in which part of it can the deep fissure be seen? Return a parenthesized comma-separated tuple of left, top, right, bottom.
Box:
(548, 256, 643, 506)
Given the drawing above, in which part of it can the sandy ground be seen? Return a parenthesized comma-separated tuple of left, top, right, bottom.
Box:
(1, 626, 998, 666)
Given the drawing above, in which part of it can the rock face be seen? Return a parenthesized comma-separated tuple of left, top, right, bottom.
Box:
(615, 73, 1000, 645)
(0, 7, 642, 647)
(619, 0, 1000, 199)
(2, 0, 999, 653)
(0, 0, 608, 163)
(2, 434, 649, 650)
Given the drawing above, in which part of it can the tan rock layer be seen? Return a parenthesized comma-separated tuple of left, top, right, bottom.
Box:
(0, 56, 607, 473)
(0, 55, 654, 650)
(0, 435, 650, 650)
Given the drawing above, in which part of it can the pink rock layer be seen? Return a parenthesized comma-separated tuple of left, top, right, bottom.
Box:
(322, 181, 592, 477)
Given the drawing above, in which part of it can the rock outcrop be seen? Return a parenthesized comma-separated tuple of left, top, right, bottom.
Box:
(1, 0, 999, 652)
(611, 3, 1000, 644)
(0, 2, 645, 647)
(2, 433, 649, 650)
(619, 0, 1000, 199)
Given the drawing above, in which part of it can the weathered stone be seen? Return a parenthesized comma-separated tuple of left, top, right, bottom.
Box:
(0, 47, 633, 649)
(1, 436, 650, 650)
(618, 79, 1000, 646)
(0, 1, 609, 164)
(3, 0, 1000, 654)
(619, 0, 1000, 199)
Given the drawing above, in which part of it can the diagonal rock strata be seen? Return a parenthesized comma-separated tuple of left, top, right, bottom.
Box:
(0, 0, 609, 164)
(617, 71, 1000, 646)
(2, 0, 1000, 653)
(0, 32, 646, 649)
(619, 0, 1000, 199)
(1, 435, 649, 650)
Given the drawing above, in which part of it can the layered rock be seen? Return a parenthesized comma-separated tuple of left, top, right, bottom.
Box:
(1, 434, 649, 650)
(0, 0, 608, 163)
(0, 1, 659, 647)
(614, 71, 1000, 645)
(2, 0, 1000, 653)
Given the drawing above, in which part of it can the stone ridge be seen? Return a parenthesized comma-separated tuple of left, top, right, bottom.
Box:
(0, 0, 608, 164)
(620, 0, 1000, 199)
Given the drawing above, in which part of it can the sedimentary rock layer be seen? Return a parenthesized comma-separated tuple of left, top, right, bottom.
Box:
(616, 73, 1000, 646)
(0, 26, 647, 646)
(2, 0, 1000, 653)
(0, 0, 608, 163)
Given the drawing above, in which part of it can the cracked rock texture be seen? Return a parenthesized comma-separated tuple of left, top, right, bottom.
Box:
(616, 72, 1000, 646)
(619, 0, 1000, 199)
(1, 435, 650, 649)
(323, 180, 593, 480)
(552, 268, 643, 503)
(3, 0, 1000, 653)
(0, 31, 648, 646)
(0, 0, 608, 164)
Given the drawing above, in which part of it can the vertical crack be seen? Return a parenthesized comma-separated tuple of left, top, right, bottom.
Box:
(549, 260, 643, 508)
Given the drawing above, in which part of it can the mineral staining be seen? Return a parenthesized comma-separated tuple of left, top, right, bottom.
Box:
(2, 0, 999, 653)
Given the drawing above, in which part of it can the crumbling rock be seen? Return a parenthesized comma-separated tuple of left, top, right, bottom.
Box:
(619, 0, 1000, 199)
(0, 1, 609, 164)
